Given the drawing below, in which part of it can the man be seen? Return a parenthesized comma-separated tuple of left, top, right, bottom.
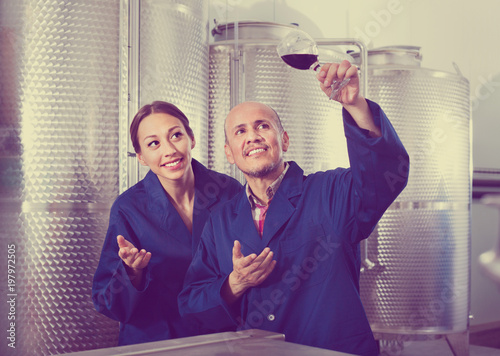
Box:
(178, 60, 409, 355)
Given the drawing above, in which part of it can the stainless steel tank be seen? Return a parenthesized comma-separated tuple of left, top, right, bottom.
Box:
(0, 0, 120, 354)
(353, 46, 471, 355)
(0, 0, 209, 355)
(132, 0, 209, 183)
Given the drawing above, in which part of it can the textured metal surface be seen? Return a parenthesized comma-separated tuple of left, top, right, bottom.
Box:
(118, 0, 131, 195)
(208, 42, 349, 177)
(208, 45, 233, 176)
(359, 67, 471, 336)
(0, 0, 120, 354)
(137, 0, 209, 180)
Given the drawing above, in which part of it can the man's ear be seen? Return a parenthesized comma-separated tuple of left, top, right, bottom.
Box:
(137, 153, 148, 166)
(224, 144, 235, 164)
(282, 131, 290, 152)
(191, 136, 196, 150)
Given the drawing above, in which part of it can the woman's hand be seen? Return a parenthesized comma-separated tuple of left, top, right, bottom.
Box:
(117, 235, 152, 288)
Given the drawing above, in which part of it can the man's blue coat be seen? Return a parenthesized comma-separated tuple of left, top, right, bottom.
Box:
(179, 100, 409, 356)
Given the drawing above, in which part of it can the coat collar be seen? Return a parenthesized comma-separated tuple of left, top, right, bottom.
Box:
(143, 159, 221, 242)
(191, 159, 222, 243)
(231, 161, 304, 251)
(271, 161, 303, 200)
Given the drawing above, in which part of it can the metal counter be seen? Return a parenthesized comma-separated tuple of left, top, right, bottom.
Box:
(62, 329, 353, 356)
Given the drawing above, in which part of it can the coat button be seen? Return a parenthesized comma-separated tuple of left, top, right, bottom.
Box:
(267, 314, 275, 321)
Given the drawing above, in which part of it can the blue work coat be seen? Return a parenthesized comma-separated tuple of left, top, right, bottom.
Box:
(92, 159, 242, 346)
(178, 100, 409, 356)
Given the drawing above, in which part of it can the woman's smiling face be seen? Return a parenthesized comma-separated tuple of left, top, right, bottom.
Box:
(136, 112, 195, 183)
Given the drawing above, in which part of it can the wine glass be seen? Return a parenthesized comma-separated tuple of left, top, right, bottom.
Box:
(277, 28, 351, 100)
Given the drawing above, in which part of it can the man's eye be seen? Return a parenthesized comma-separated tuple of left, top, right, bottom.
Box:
(235, 129, 245, 135)
(171, 132, 183, 139)
(258, 123, 269, 129)
(148, 140, 159, 147)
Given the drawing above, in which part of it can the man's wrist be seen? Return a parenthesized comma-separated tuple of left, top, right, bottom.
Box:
(223, 273, 246, 304)
(342, 96, 381, 138)
(125, 266, 145, 289)
(342, 95, 366, 112)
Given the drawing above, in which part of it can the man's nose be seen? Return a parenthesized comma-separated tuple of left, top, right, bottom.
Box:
(246, 129, 263, 143)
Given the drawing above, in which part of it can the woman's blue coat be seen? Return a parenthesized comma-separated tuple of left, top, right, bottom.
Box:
(92, 160, 241, 345)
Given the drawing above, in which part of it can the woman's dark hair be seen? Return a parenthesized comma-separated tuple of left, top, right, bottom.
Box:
(130, 101, 194, 153)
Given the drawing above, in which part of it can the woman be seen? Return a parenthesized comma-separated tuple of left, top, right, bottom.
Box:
(92, 101, 242, 346)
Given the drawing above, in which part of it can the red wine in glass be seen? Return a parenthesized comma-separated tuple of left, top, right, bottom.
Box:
(280, 53, 319, 70)
(277, 29, 350, 100)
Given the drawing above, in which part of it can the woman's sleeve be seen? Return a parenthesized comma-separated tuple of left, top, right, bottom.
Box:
(91, 205, 153, 323)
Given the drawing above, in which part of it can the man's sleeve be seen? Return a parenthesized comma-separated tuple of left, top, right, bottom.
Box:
(178, 217, 240, 332)
(324, 99, 409, 243)
(91, 208, 153, 323)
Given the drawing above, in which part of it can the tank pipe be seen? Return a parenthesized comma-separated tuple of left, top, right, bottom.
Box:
(126, 0, 141, 191)
(317, 38, 374, 271)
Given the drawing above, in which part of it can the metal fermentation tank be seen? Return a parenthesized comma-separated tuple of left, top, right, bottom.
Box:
(131, 0, 210, 184)
(0, 0, 120, 354)
(355, 47, 470, 355)
(0, 0, 209, 354)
